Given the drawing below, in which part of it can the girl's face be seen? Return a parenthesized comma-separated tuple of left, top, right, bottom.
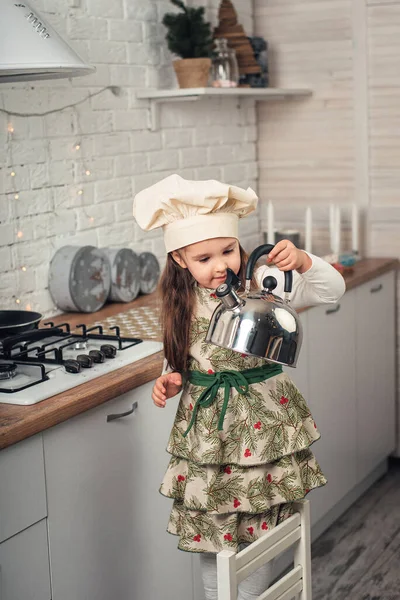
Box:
(172, 237, 241, 289)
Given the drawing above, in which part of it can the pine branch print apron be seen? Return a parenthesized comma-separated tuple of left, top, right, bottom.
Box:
(160, 285, 327, 553)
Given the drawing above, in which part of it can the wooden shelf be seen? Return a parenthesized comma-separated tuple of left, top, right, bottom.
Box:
(135, 87, 312, 130)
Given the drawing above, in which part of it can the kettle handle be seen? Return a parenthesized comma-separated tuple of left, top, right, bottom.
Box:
(245, 244, 293, 293)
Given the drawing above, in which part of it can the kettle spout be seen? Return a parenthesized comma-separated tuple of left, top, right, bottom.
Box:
(216, 283, 243, 310)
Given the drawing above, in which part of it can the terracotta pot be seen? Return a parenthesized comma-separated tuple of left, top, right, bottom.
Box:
(173, 57, 211, 88)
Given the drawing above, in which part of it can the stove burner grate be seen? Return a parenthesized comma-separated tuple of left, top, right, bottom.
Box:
(0, 362, 17, 380)
(0, 323, 142, 366)
(0, 361, 48, 393)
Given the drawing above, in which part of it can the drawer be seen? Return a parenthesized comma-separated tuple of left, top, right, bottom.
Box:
(0, 519, 51, 600)
(354, 269, 395, 298)
(0, 434, 47, 543)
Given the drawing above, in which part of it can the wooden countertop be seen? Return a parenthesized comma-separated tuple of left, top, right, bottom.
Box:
(0, 257, 398, 450)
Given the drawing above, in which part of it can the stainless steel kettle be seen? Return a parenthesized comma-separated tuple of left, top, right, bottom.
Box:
(205, 244, 303, 367)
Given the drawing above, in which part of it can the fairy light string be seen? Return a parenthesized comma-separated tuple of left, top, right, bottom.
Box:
(3, 85, 121, 309)
(73, 106, 93, 214)
(6, 116, 24, 308)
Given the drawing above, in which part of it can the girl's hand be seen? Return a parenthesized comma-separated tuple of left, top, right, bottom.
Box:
(267, 240, 312, 273)
(152, 372, 183, 408)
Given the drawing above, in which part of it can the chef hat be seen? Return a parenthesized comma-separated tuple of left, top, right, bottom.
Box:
(133, 174, 258, 252)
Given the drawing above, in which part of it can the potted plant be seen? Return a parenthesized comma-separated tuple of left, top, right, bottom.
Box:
(162, 0, 213, 88)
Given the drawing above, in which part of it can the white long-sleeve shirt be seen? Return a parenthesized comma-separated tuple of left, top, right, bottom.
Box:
(255, 252, 346, 309)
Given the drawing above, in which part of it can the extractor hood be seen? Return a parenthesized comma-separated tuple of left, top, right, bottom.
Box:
(0, 0, 95, 83)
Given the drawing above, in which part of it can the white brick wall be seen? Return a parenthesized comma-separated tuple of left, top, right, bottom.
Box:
(0, 0, 259, 315)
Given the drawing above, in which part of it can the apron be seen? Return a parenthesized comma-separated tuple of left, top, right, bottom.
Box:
(160, 285, 327, 553)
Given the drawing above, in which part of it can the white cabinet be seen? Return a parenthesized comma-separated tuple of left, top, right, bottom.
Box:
(43, 382, 194, 600)
(0, 519, 51, 600)
(355, 271, 396, 481)
(0, 434, 47, 543)
(124, 383, 195, 600)
(306, 291, 357, 525)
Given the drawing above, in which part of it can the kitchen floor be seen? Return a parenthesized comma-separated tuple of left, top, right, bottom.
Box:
(312, 457, 400, 600)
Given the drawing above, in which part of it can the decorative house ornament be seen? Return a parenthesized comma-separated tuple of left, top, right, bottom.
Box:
(214, 0, 261, 80)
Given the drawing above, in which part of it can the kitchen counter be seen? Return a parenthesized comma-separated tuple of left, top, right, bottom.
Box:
(0, 257, 398, 450)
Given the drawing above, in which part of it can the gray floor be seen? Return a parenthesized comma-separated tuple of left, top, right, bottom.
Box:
(312, 458, 400, 600)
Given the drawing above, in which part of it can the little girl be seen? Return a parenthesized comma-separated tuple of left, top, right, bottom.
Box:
(133, 174, 345, 600)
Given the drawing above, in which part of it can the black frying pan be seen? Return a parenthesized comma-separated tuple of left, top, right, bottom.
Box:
(0, 310, 42, 338)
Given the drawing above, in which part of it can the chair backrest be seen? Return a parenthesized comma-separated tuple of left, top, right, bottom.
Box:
(217, 499, 312, 600)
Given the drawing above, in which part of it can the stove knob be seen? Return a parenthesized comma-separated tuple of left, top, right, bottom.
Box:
(100, 344, 117, 358)
(89, 349, 105, 363)
(64, 359, 81, 374)
(77, 354, 94, 368)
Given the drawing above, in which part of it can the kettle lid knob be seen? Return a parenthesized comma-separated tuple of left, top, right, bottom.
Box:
(263, 276, 278, 292)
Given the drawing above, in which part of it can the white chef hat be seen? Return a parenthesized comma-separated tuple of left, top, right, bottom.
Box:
(133, 174, 258, 252)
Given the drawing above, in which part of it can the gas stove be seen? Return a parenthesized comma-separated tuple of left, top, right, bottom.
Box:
(0, 321, 163, 406)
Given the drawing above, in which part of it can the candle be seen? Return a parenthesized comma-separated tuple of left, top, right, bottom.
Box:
(305, 206, 312, 253)
(334, 205, 341, 256)
(329, 204, 336, 253)
(267, 201, 275, 245)
(352, 203, 359, 254)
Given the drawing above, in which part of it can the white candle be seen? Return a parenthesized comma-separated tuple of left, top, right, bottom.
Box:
(334, 205, 341, 256)
(352, 203, 359, 254)
(267, 201, 275, 245)
(305, 206, 312, 253)
(329, 204, 336, 253)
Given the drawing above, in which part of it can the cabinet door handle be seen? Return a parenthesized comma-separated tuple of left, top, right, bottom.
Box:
(326, 304, 340, 315)
(370, 283, 383, 293)
(107, 402, 138, 422)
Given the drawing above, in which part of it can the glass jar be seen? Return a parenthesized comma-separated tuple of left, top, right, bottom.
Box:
(211, 38, 238, 88)
(227, 47, 239, 87)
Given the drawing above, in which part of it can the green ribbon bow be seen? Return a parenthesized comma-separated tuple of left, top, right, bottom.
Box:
(183, 362, 283, 437)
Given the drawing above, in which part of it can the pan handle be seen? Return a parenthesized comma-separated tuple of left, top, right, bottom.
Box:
(1, 327, 64, 353)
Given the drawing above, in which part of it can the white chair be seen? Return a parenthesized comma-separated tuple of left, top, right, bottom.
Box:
(217, 499, 312, 600)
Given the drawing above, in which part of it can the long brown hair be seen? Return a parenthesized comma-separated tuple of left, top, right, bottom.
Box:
(159, 244, 257, 373)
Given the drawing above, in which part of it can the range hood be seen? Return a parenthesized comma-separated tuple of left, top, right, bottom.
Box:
(0, 0, 95, 83)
